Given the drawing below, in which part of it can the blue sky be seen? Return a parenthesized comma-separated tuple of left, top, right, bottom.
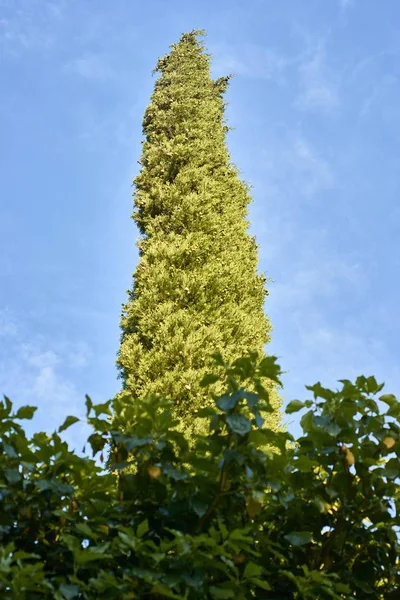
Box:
(1, 0, 399, 447)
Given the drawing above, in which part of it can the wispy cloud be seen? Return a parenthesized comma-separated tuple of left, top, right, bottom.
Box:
(249, 130, 335, 280)
(65, 54, 114, 81)
(359, 72, 399, 119)
(359, 85, 380, 118)
(211, 42, 290, 83)
(0, 309, 91, 450)
(292, 316, 399, 398)
(340, 0, 354, 10)
(291, 136, 334, 194)
(277, 307, 400, 438)
(270, 256, 363, 314)
(0, 307, 18, 337)
(295, 45, 339, 114)
(266, 245, 394, 432)
(261, 131, 334, 201)
(0, 0, 67, 56)
(247, 124, 387, 433)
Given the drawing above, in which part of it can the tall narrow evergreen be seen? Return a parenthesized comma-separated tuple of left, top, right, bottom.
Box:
(117, 31, 280, 430)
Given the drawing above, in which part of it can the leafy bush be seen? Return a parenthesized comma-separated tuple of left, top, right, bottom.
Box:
(1, 352, 399, 598)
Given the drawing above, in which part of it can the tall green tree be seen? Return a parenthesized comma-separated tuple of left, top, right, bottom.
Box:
(117, 30, 281, 431)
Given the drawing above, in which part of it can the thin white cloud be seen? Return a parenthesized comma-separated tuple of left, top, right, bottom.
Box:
(359, 73, 398, 118)
(0, 308, 18, 337)
(350, 51, 387, 80)
(293, 318, 399, 395)
(261, 131, 334, 201)
(19, 339, 91, 370)
(67, 341, 91, 368)
(0, 0, 66, 55)
(268, 260, 397, 431)
(340, 0, 354, 10)
(347, 51, 399, 119)
(295, 46, 339, 114)
(246, 124, 392, 432)
(292, 136, 334, 194)
(359, 85, 380, 118)
(65, 54, 113, 81)
(280, 319, 400, 439)
(211, 42, 290, 83)
(270, 257, 363, 314)
(22, 346, 60, 369)
(250, 132, 335, 288)
(0, 310, 91, 450)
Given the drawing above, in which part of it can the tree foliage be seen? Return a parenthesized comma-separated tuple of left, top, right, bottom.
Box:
(1, 353, 399, 598)
(117, 30, 280, 432)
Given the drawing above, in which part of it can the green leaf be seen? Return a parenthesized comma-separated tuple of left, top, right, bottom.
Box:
(151, 585, 186, 600)
(286, 400, 306, 414)
(243, 391, 259, 408)
(300, 411, 314, 433)
(130, 566, 158, 582)
(88, 433, 107, 455)
(118, 531, 136, 550)
(294, 456, 319, 473)
(313, 496, 330, 513)
(366, 376, 381, 393)
(5, 469, 21, 484)
(335, 583, 351, 594)
(2, 441, 17, 458)
(3, 396, 12, 415)
(58, 415, 80, 433)
(325, 422, 341, 437)
(196, 407, 216, 417)
(163, 464, 188, 480)
(354, 579, 374, 594)
(93, 401, 112, 417)
(258, 356, 282, 382)
(137, 519, 149, 538)
(60, 583, 80, 599)
(380, 393, 397, 407)
(225, 414, 251, 436)
(254, 412, 264, 427)
(75, 548, 111, 564)
(191, 497, 208, 517)
(15, 405, 37, 420)
(200, 373, 220, 387)
(85, 395, 93, 416)
(337, 400, 358, 420)
(284, 531, 313, 546)
(243, 561, 262, 579)
(229, 527, 253, 542)
(306, 382, 333, 401)
(35, 479, 75, 495)
(88, 416, 109, 433)
(384, 458, 400, 479)
(217, 394, 239, 412)
(75, 523, 94, 538)
(12, 550, 40, 561)
(209, 587, 235, 599)
(211, 352, 226, 367)
(251, 578, 272, 591)
(125, 435, 152, 450)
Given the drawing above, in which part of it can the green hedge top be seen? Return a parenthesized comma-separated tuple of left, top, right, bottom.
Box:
(1, 352, 399, 599)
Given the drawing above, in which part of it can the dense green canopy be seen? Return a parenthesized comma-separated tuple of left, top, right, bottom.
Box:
(117, 31, 280, 431)
(2, 356, 399, 598)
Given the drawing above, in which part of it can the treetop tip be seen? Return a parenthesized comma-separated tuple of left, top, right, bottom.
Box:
(179, 29, 207, 44)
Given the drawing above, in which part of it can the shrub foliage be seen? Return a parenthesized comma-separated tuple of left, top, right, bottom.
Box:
(1, 353, 399, 598)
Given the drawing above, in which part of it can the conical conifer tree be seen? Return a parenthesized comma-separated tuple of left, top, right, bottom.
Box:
(117, 31, 281, 431)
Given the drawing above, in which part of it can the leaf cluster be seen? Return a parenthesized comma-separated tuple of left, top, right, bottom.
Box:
(1, 356, 399, 598)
